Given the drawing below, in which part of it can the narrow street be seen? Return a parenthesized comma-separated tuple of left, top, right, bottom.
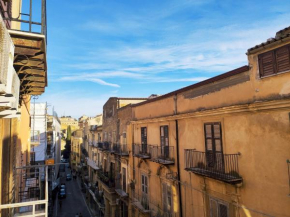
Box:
(54, 167, 92, 217)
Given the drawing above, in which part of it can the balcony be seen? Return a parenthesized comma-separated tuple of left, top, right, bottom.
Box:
(102, 141, 110, 151)
(150, 145, 175, 165)
(184, 150, 242, 184)
(115, 175, 128, 197)
(88, 185, 105, 210)
(4, 0, 48, 97)
(109, 143, 117, 153)
(132, 190, 150, 213)
(0, 165, 49, 217)
(97, 170, 115, 190)
(114, 144, 129, 156)
(133, 144, 151, 159)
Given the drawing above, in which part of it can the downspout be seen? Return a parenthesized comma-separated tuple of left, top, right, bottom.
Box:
(175, 119, 183, 217)
(174, 93, 183, 217)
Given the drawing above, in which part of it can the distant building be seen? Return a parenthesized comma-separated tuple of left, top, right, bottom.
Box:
(30, 103, 47, 164)
(60, 116, 79, 132)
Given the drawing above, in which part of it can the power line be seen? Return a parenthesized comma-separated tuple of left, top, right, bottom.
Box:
(83, 146, 281, 217)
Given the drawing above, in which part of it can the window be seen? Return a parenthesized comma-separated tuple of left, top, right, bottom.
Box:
(122, 167, 127, 192)
(160, 126, 169, 158)
(160, 126, 169, 146)
(210, 197, 229, 217)
(110, 162, 115, 180)
(162, 183, 172, 214)
(141, 174, 149, 209)
(98, 153, 100, 166)
(123, 132, 127, 145)
(141, 127, 147, 153)
(204, 123, 223, 170)
(258, 45, 290, 77)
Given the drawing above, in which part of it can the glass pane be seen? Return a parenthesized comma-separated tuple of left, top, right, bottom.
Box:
(219, 203, 228, 217)
(215, 140, 222, 152)
(206, 139, 213, 150)
(165, 138, 169, 146)
(161, 127, 164, 136)
(205, 125, 212, 137)
(214, 124, 221, 138)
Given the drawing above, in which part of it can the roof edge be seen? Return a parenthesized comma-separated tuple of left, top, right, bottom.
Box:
(132, 65, 250, 108)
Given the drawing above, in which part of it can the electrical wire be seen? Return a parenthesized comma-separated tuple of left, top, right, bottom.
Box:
(81, 143, 283, 217)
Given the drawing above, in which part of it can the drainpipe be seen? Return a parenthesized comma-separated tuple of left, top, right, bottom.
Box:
(175, 119, 183, 217)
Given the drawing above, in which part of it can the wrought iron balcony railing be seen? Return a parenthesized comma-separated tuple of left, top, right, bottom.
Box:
(114, 144, 129, 156)
(150, 145, 175, 165)
(133, 144, 151, 159)
(97, 170, 115, 188)
(97, 142, 103, 149)
(184, 150, 242, 184)
(103, 141, 110, 151)
(2, 0, 47, 37)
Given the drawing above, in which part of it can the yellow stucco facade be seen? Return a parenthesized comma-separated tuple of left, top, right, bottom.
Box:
(128, 29, 290, 217)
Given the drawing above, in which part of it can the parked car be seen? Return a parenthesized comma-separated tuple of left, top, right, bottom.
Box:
(58, 188, 66, 199)
(66, 174, 72, 181)
(59, 184, 66, 190)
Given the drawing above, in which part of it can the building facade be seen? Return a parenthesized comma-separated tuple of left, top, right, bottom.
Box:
(128, 27, 290, 217)
(92, 98, 147, 217)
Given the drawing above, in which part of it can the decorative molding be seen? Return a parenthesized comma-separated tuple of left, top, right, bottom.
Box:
(132, 98, 290, 124)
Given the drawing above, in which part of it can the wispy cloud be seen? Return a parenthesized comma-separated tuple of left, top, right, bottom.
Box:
(60, 76, 120, 87)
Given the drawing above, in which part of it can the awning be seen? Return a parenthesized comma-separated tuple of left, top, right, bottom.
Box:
(86, 158, 100, 170)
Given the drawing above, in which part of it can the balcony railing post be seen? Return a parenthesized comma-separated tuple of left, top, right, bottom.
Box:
(29, 0, 32, 32)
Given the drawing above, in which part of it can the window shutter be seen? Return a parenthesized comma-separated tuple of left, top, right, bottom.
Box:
(259, 51, 276, 77)
(275, 46, 290, 73)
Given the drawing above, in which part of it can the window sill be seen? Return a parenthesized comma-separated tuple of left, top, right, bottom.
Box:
(260, 69, 290, 79)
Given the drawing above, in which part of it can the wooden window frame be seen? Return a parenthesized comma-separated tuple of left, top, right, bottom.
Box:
(258, 44, 290, 78)
(204, 122, 224, 168)
(141, 127, 147, 145)
(160, 125, 169, 147)
(209, 197, 229, 217)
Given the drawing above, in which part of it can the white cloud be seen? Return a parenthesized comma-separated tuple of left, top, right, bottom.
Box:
(60, 76, 120, 87)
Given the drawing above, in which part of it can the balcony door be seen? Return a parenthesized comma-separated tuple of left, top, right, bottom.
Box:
(204, 123, 224, 171)
(141, 127, 147, 153)
(141, 174, 149, 209)
(122, 167, 126, 192)
(160, 126, 169, 158)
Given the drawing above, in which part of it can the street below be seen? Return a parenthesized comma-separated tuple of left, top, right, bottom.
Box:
(54, 167, 92, 217)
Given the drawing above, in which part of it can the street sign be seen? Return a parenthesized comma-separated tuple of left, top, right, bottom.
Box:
(46, 159, 55, 165)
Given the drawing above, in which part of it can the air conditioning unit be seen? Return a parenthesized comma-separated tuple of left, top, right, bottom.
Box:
(0, 68, 21, 118)
(0, 13, 20, 118)
(0, 13, 15, 95)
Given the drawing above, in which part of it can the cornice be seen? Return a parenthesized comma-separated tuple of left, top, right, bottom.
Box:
(131, 99, 290, 124)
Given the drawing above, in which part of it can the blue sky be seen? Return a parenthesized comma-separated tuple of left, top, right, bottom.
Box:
(38, 0, 290, 118)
